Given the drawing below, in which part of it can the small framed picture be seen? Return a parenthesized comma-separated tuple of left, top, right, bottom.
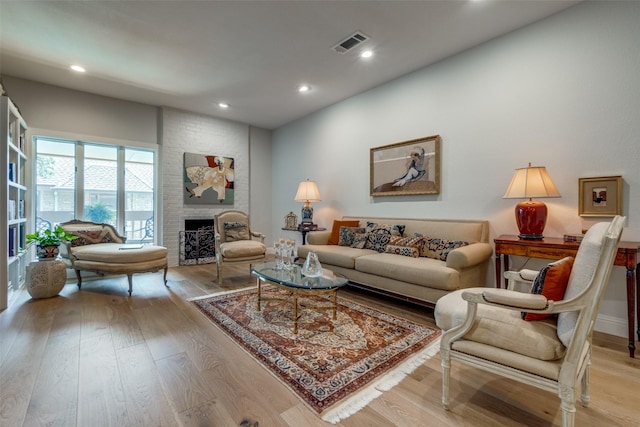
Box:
(284, 211, 298, 229)
(578, 176, 622, 217)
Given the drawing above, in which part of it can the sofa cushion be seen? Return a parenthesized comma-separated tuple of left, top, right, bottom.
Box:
(338, 226, 366, 247)
(299, 245, 376, 269)
(355, 253, 460, 291)
(435, 289, 566, 361)
(523, 257, 574, 321)
(328, 220, 361, 245)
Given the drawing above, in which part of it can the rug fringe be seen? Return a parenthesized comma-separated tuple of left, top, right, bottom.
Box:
(321, 336, 441, 424)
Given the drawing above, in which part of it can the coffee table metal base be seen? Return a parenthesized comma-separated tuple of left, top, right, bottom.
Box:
(256, 278, 339, 334)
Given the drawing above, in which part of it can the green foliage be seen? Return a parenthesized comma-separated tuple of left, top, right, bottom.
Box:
(84, 201, 114, 223)
(36, 156, 55, 179)
(26, 226, 78, 247)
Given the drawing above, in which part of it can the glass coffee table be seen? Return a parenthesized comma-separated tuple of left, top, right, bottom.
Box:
(251, 262, 348, 334)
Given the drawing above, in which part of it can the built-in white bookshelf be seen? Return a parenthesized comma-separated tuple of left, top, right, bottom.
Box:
(1, 95, 28, 310)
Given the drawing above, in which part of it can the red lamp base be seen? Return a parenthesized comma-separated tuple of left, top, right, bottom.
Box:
(515, 199, 548, 240)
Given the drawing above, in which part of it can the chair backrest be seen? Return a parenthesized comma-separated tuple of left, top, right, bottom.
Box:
(214, 210, 251, 244)
(557, 216, 624, 349)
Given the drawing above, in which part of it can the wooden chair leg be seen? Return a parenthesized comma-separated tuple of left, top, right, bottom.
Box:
(127, 274, 133, 296)
(163, 266, 168, 286)
(75, 269, 83, 288)
(441, 348, 451, 410)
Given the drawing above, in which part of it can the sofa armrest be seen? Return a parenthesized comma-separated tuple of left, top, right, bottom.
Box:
(307, 230, 331, 245)
(446, 242, 493, 270)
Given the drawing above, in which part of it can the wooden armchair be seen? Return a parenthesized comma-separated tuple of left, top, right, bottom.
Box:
(434, 216, 624, 427)
(214, 210, 266, 284)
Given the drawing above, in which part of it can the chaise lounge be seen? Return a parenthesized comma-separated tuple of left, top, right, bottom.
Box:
(60, 219, 169, 295)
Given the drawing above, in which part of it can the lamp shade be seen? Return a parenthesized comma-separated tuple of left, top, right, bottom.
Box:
(503, 164, 560, 240)
(294, 179, 321, 202)
(503, 164, 560, 199)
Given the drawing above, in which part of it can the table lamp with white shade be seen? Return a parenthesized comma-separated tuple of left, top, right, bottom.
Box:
(295, 179, 321, 224)
(503, 163, 560, 239)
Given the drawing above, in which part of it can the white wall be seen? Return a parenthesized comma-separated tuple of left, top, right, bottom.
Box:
(1, 76, 158, 144)
(271, 1, 640, 337)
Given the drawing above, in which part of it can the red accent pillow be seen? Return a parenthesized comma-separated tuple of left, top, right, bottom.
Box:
(523, 257, 574, 321)
(328, 220, 360, 245)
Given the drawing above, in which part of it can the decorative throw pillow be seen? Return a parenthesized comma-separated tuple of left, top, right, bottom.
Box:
(224, 221, 249, 241)
(364, 222, 392, 252)
(350, 232, 368, 249)
(338, 226, 366, 246)
(384, 244, 419, 258)
(328, 220, 361, 245)
(522, 257, 574, 321)
(421, 237, 469, 261)
(392, 224, 406, 237)
(389, 235, 425, 252)
(69, 229, 104, 247)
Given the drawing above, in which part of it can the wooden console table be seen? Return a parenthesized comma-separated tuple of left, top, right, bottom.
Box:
(494, 235, 640, 358)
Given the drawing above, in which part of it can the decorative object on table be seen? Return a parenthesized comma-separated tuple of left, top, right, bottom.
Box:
(191, 288, 441, 423)
(503, 163, 560, 240)
(183, 152, 235, 205)
(563, 233, 584, 243)
(302, 251, 322, 277)
(26, 258, 67, 298)
(284, 211, 298, 229)
(370, 135, 441, 196)
(26, 225, 78, 260)
(294, 179, 321, 224)
(578, 175, 622, 217)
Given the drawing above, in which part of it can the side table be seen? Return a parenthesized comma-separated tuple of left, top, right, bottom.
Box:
(494, 235, 640, 358)
(281, 225, 326, 245)
(26, 258, 67, 299)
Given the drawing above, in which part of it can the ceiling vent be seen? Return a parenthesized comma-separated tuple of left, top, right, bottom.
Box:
(332, 31, 369, 54)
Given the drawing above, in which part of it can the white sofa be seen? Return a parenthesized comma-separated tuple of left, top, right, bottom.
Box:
(297, 216, 492, 307)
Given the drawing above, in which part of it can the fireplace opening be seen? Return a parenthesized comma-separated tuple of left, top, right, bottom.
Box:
(180, 219, 215, 265)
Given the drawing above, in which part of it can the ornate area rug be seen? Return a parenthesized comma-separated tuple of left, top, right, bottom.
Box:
(190, 287, 441, 423)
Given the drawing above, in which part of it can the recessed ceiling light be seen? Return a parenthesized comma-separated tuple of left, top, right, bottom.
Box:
(70, 64, 86, 73)
(298, 85, 311, 93)
(218, 102, 229, 109)
(360, 50, 373, 59)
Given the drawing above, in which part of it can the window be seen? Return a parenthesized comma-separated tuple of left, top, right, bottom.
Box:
(35, 137, 157, 244)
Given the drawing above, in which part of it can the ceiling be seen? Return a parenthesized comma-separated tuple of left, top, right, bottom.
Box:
(0, 1, 580, 130)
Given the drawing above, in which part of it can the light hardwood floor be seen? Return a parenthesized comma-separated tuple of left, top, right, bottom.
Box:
(1, 262, 638, 426)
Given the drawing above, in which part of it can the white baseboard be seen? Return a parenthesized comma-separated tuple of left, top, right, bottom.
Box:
(594, 314, 629, 338)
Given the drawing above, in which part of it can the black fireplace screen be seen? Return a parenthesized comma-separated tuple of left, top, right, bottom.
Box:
(179, 219, 215, 265)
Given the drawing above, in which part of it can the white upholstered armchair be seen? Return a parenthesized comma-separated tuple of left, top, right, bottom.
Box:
(435, 216, 624, 427)
(214, 210, 266, 284)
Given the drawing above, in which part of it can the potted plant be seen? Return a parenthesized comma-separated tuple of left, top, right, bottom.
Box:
(26, 226, 78, 260)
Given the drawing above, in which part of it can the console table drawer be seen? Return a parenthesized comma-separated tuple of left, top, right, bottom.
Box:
(527, 247, 576, 259)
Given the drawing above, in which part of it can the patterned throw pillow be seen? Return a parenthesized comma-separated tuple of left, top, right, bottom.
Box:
(328, 220, 361, 245)
(350, 232, 368, 249)
(384, 244, 419, 258)
(224, 221, 249, 241)
(418, 236, 469, 261)
(338, 226, 366, 246)
(69, 228, 120, 247)
(522, 257, 574, 321)
(392, 225, 406, 237)
(364, 222, 392, 252)
(389, 235, 425, 252)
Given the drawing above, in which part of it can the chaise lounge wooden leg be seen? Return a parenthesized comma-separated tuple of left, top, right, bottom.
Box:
(163, 265, 168, 286)
(75, 269, 83, 289)
(127, 274, 133, 296)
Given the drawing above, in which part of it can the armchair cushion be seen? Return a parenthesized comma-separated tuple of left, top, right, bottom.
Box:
(523, 256, 574, 321)
(223, 221, 250, 241)
(435, 288, 566, 360)
(219, 240, 266, 259)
